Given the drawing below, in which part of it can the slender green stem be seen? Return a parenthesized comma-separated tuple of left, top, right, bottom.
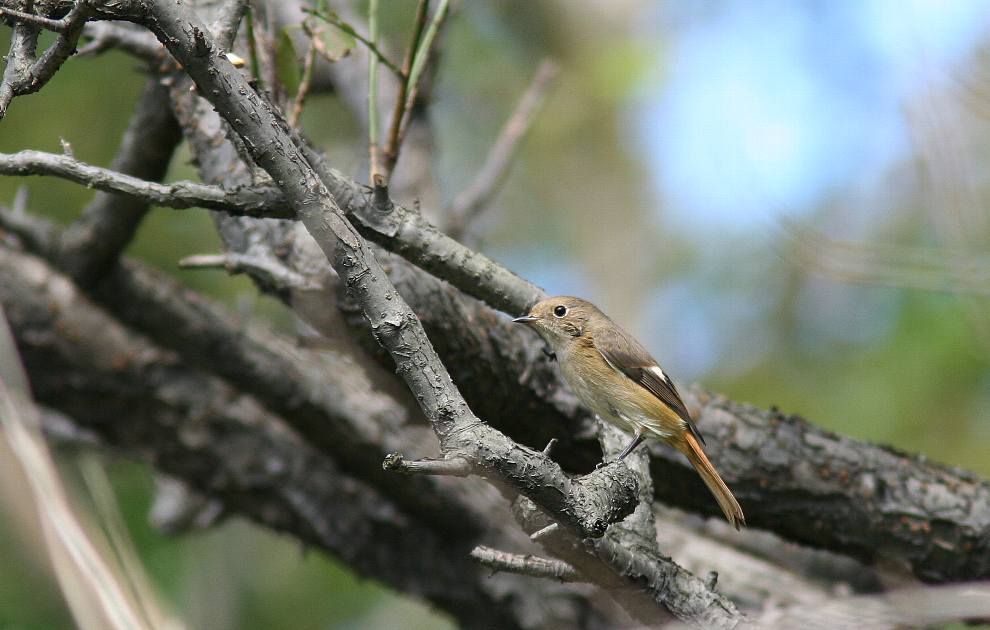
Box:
(244, 4, 263, 89)
(383, 0, 430, 176)
(392, 0, 450, 164)
(367, 0, 381, 181)
(404, 0, 449, 112)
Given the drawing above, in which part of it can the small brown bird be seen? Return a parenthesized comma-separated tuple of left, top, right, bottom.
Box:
(514, 296, 745, 529)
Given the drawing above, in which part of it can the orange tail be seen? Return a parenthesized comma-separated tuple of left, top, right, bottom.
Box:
(674, 432, 745, 529)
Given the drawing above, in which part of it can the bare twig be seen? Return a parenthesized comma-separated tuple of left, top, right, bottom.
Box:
(0, 4, 75, 32)
(78, 22, 164, 59)
(382, 453, 473, 477)
(0, 0, 93, 118)
(447, 59, 559, 235)
(470, 546, 581, 582)
(212, 0, 249, 51)
(244, 5, 263, 88)
(287, 34, 317, 127)
(179, 252, 321, 291)
(0, 150, 290, 218)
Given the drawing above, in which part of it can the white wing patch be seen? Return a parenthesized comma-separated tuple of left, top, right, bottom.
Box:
(647, 365, 668, 383)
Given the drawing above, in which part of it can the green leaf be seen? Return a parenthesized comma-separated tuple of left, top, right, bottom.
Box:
(275, 28, 302, 98)
(318, 16, 355, 61)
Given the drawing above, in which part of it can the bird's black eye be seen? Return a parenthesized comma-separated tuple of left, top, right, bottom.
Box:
(553, 305, 567, 318)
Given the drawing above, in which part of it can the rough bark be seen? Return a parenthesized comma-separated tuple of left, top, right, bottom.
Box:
(0, 245, 612, 630)
(2, 0, 988, 625)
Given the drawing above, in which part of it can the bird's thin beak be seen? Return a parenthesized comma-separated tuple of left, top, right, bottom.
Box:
(513, 315, 538, 324)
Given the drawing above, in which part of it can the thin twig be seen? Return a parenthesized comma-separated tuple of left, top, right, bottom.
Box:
(213, 0, 250, 51)
(391, 0, 450, 173)
(0, 0, 94, 119)
(0, 5, 74, 33)
(0, 150, 290, 218)
(244, 5, 263, 88)
(382, 0, 429, 177)
(447, 58, 559, 235)
(77, 22, 164, 60)
(307, 7, 402, 77)
(382, 453, 473, 477)
(470, 546, 581, 582)
(288, 34, 317, 127)
(179, 253, 322, 291)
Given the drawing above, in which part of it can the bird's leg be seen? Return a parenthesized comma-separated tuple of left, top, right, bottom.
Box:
(617, 432, 645, 460)
(595, 430, 645, 469)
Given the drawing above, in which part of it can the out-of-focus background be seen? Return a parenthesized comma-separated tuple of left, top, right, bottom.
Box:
(3, 1, 990, 627)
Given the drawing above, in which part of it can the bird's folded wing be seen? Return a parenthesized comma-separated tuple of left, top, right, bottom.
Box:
(593, 327, 706, 445)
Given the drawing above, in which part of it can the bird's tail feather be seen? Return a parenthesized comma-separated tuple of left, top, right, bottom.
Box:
(675, 432, 745, 529)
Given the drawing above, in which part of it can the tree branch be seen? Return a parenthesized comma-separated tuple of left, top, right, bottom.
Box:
(179, 252, 321, 291)
(90, 3, 743, 622)
(14, 93, 987, 583)
(0, 246, 531, 630)
(0, 150, 290, 218)
(0, 0, 92, 118)
(125, 0, 648, 542)
(57, 77, 182, 285)
(470, 545, 580, 582)
(447, 58, 559, 236)
(78, 22, 164, 59)
(6, 68, 987, 583)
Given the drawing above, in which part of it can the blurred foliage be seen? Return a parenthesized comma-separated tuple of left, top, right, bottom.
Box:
(3, 0, 990, 628)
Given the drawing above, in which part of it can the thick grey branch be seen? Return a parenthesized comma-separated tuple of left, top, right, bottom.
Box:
(0, 205, 481, 543)
(0, 246, 525, 630)
(127, 0, 645, 547)
(13, 63, 983, 581)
